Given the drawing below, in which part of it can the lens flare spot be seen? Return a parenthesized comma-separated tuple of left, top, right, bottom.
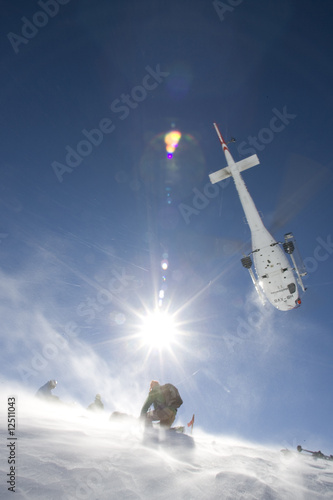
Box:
(165, 130, 181, 157)
(139, 129, 206, 201)
(161, 259, 168, 270)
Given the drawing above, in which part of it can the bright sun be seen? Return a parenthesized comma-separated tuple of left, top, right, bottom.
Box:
(140, 311, 177, 349)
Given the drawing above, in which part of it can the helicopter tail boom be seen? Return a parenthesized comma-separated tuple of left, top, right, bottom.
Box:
(209, 154, 260, 184)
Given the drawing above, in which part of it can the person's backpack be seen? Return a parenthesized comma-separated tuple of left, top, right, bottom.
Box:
(160, 383, 183, 409)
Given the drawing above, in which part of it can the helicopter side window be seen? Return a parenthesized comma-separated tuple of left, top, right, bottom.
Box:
(288, 283, 296, 294)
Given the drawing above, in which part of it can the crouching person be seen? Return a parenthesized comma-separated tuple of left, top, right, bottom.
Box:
(140, 380, 183, 428)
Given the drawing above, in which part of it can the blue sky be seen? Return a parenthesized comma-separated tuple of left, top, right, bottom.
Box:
(1, 0, 333, 450)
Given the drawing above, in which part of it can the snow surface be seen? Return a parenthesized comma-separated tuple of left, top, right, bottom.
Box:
(1, 392, 333, 500)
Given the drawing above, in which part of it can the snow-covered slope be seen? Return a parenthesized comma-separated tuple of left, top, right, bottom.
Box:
(1, 395, 332, 500)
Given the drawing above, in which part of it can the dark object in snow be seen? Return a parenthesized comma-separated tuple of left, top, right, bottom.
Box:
(109, 412, 137, 422)
(297, 445, 333, 461)
(35, 380, 60, 403)
(87, 394, 104, 411)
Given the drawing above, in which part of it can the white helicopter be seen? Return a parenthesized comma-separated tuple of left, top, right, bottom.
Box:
(209, 122, 307, 311)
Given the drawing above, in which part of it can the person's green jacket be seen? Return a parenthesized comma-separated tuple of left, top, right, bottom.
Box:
(140, 385, 166, 416)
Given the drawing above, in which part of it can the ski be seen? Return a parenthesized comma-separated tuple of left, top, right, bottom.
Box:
(297, 445, 333, 461)
(281, 446, 333, 462)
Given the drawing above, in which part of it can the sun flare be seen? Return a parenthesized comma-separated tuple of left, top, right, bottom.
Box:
(140, 311, 177, 350)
